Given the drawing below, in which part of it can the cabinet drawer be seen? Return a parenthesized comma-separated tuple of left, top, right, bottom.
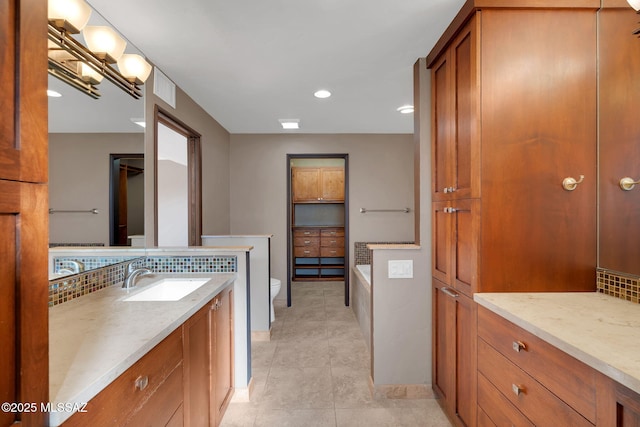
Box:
(320, 228, 344, 237)
(320, 247, 344, 257)
(294, 237, 320, 247)
(63, 328, 183, 427)
(478, 339, 592, 427)
(320, 236, 344, 247)
(477, 307, 596, 422)
(294, 229, 320, 237)
(478, 372, 534, 427)
(294, 246, 320, 257)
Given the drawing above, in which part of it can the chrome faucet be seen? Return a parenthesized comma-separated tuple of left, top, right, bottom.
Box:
(66, 260, 85, 274)
(123, 263, 152, 290)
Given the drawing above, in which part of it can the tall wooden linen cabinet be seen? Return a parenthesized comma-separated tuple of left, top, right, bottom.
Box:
(291, 166, 346, 281)
(427, 2, 598, 426)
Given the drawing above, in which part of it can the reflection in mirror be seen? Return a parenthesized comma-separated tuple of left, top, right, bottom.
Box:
(48, 4, 147, 279)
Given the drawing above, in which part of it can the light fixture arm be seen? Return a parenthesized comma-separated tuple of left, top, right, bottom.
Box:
(48, 23, 144, 99)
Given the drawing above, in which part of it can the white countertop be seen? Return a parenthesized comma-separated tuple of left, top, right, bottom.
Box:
(48, 272, 236, 426)
(474, 292, 640, 395)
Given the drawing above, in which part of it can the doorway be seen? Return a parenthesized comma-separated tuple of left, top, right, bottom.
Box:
(155, 109, 202, 246)
(109, 154, 144, 246)
(287, 154, 350, 307)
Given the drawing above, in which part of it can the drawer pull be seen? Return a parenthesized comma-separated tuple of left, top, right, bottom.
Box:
(512, 384, 524, 396)
(304, 232, 311, 235)
(512, 341, 527, 353)
(440, 287, 459, 298)
(305, 240, 311, 244)
(304, 250, 310, 254)
(330, 240, 336, 244)
(135, 375, 149, 391)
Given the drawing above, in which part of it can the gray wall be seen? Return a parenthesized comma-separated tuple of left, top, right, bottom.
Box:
(228, 133, 415, 301)
(49, 132, 144, 245)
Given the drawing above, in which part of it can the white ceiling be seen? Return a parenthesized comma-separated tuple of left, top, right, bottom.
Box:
(49, 0, 466, 134)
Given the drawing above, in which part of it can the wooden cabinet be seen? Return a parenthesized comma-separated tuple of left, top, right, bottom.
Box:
(184, 287, 234, 427)
(0, 0, 49, 425)
(432, 279, 476, 427)
(598, 375, 640, 426)
(428, 3, 598, 425)
(63, 329, 184, 427)
(293, 227, 345, 280)
(292, 167, 345, 202)
(431, 15, 480, 202)
(477, 306, 595, 426)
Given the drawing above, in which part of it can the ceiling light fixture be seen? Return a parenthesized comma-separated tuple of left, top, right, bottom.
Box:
(397, 105, 414, 114)
(314, 89, 331, 99)
(47, 0, 151, 99)
(279, 119, 300, 130)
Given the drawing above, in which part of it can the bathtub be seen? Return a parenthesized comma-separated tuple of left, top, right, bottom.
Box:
(355, 264, 371, 287)
(351, 264, 372, 351)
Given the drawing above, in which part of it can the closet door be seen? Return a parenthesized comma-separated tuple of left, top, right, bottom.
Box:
(0, 0, 49, 425)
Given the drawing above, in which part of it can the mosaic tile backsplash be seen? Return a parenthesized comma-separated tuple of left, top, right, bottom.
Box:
(354, 241, 414, 265)
(597, 268, 640, 304)
(49, 255, 237, 307)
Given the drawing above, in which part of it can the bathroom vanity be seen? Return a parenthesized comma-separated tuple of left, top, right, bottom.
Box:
(49, 273, 237, 426)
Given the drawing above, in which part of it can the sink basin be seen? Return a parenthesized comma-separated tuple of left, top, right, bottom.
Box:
(124, 278, 210, 302)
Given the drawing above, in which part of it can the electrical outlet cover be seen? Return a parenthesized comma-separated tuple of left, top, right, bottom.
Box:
(388, 260, 413, 279)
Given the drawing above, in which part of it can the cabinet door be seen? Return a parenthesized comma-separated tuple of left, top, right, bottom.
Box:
(212, 288, 234, 425)
(599, 6, 640, 276)
(480, 9, 597, 292)
(183, 304, 211, 427)
(292, 167, 320, 202)
(320, 167, 345, 201)
(432, 200, 479, 296)
(431, 16, 479, 202)
(432, 280, 477, 427)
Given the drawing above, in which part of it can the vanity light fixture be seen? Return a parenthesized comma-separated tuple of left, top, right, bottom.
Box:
(279, 119, 300, 130)
(47, 0, 151, 99)
(314, 89, 331, 99)
(397, 105, 414, 114)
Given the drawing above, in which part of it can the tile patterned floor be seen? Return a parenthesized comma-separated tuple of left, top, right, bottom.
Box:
(220, 281, 452, 427)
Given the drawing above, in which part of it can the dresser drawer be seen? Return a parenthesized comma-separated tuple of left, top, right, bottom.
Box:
(320, 247, 344, 257)
(478, 339, 592, 427)
(294, 246, 320, 257)
(477, 306, 596, 423)
(320, 236, 344, 247)
(63, 328, 183, 427)
(320, 228, 344, 237)
(294, 229, 320, 237)
(294, 237, 320, 247)
(478, 372, 534, 427)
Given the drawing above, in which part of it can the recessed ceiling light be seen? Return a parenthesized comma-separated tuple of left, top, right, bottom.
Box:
(47, 89, 62, 98)
(397, 105, 414, 114)
(131, 118, 146, 128)
(279, 119, 300, 130)
(314, 89, 331, 99)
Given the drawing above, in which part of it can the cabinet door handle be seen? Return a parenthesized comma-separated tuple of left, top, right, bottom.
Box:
(135, 375, 149, 391)
(512, 384, 524, 396)
(440, 287, 459, 298)
(512, 341, 527, 353)
(443, 187, 456, 193)
(443, 207, 457, 214)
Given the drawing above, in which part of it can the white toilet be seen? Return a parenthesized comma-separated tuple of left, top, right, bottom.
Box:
(270, 278, 281, 322)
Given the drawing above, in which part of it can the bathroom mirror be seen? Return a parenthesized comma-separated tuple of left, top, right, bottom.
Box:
(48, 5, 147, 278)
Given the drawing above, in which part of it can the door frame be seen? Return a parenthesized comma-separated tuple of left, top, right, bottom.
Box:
(154, 107, 202, 246)
(286, 153, 350, 306)
(109, 153, 144, 246)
